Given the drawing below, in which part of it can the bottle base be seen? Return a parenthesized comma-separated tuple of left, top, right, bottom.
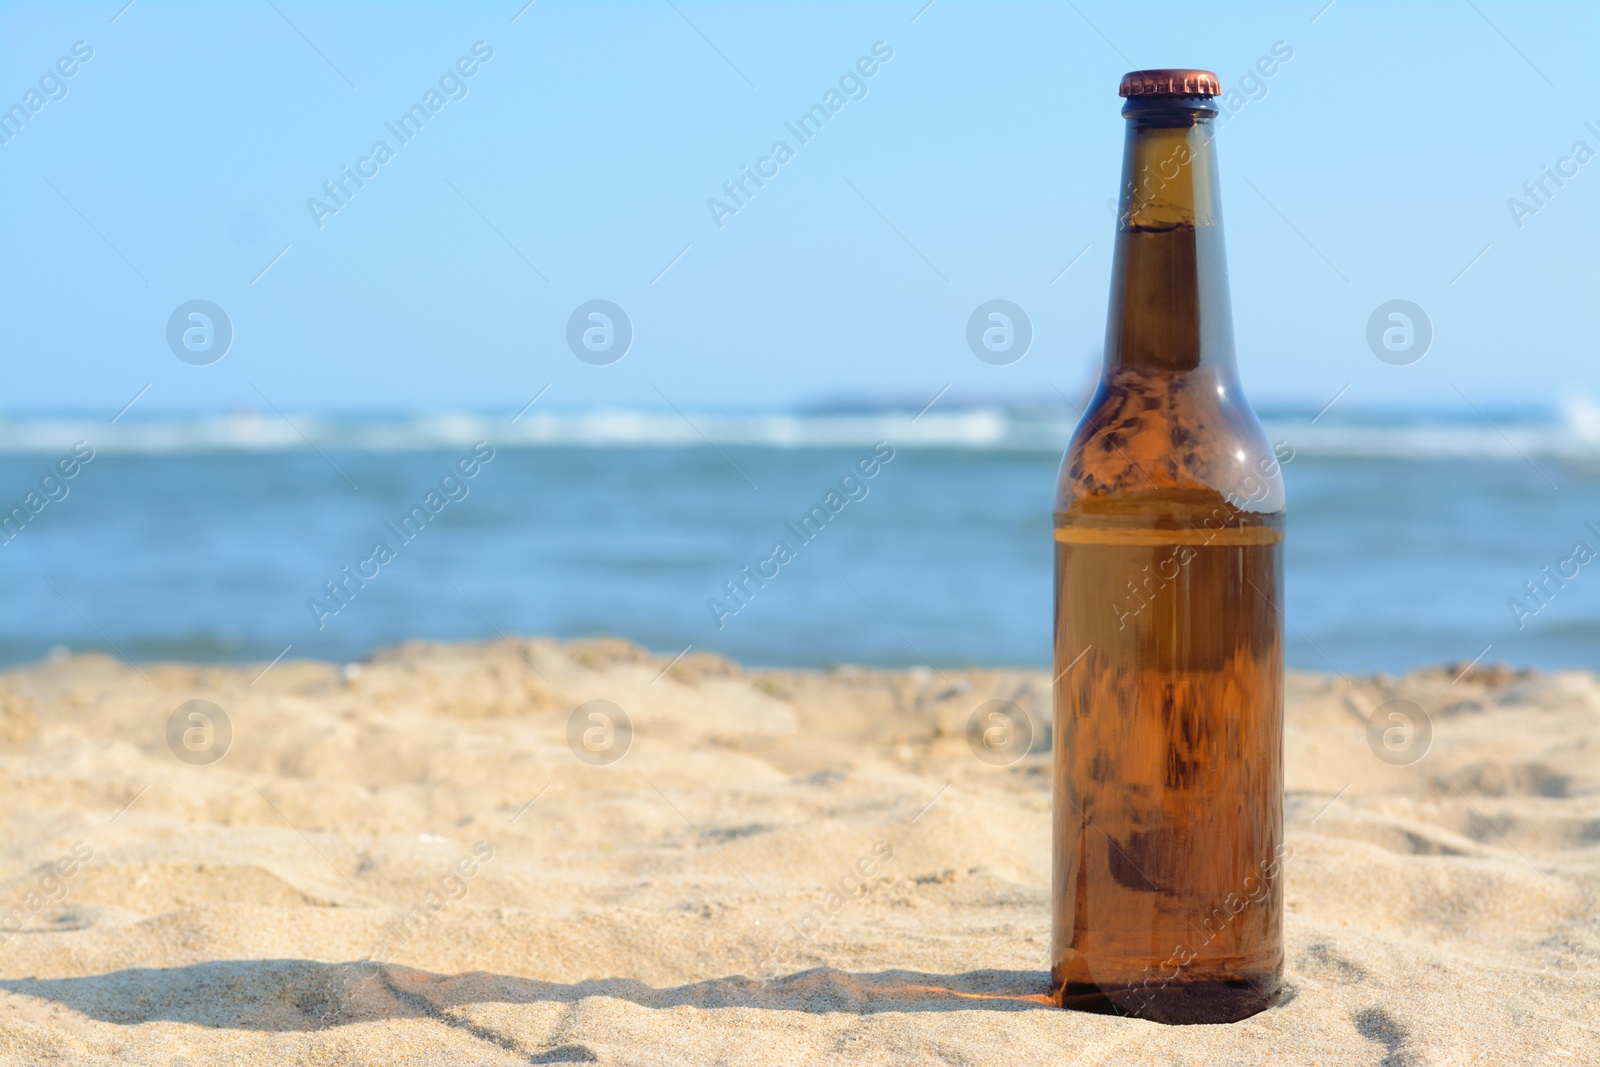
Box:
(1056, 975, 1281, 1025)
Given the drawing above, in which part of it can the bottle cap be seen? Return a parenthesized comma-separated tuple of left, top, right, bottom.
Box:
(1118, 69, 1220, 98)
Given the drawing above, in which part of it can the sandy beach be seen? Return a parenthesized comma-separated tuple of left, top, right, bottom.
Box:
(0, 637, 1595, 1065)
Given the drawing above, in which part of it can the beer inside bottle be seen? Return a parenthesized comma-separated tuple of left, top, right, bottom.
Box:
(1051, 69, 1286, 1025)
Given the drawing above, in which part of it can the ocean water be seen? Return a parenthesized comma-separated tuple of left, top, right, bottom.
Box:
(2, 405, 1598, 675)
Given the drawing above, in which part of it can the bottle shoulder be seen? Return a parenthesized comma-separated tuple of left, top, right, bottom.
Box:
(1055, 367, 1286, 524)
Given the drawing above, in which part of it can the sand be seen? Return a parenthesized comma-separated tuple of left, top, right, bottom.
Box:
(0, 637, 1595, 1065)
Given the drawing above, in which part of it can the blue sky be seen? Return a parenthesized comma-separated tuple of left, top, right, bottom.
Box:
(1, 0, 1594, 415)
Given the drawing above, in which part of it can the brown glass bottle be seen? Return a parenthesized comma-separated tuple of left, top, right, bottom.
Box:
(1051, 70, 1286, 1025)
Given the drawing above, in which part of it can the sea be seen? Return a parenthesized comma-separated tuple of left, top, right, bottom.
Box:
(3, 402, 1598, 676)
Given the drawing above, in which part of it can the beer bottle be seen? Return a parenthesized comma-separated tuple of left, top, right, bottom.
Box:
(1051, 69, 1286, 1024)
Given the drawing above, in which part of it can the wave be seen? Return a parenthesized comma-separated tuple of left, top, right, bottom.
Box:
(2, 400, 1598, 461)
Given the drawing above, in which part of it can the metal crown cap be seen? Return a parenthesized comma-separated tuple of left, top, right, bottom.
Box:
(1118, 69, 1221, 98)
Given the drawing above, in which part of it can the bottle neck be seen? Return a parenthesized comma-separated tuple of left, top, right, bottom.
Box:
(1103, 97, 1236, 376)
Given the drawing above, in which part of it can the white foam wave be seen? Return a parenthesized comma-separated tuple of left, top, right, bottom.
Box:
(1, 405, 1596, 461)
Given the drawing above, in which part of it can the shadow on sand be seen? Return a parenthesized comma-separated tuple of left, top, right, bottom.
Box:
(0, 960, 1058, 1033)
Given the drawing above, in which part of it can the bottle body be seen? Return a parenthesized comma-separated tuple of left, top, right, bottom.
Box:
(1050, 78, 1285, 1024)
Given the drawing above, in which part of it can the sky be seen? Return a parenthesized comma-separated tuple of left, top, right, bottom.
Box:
(1, 0, 1595, 417)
